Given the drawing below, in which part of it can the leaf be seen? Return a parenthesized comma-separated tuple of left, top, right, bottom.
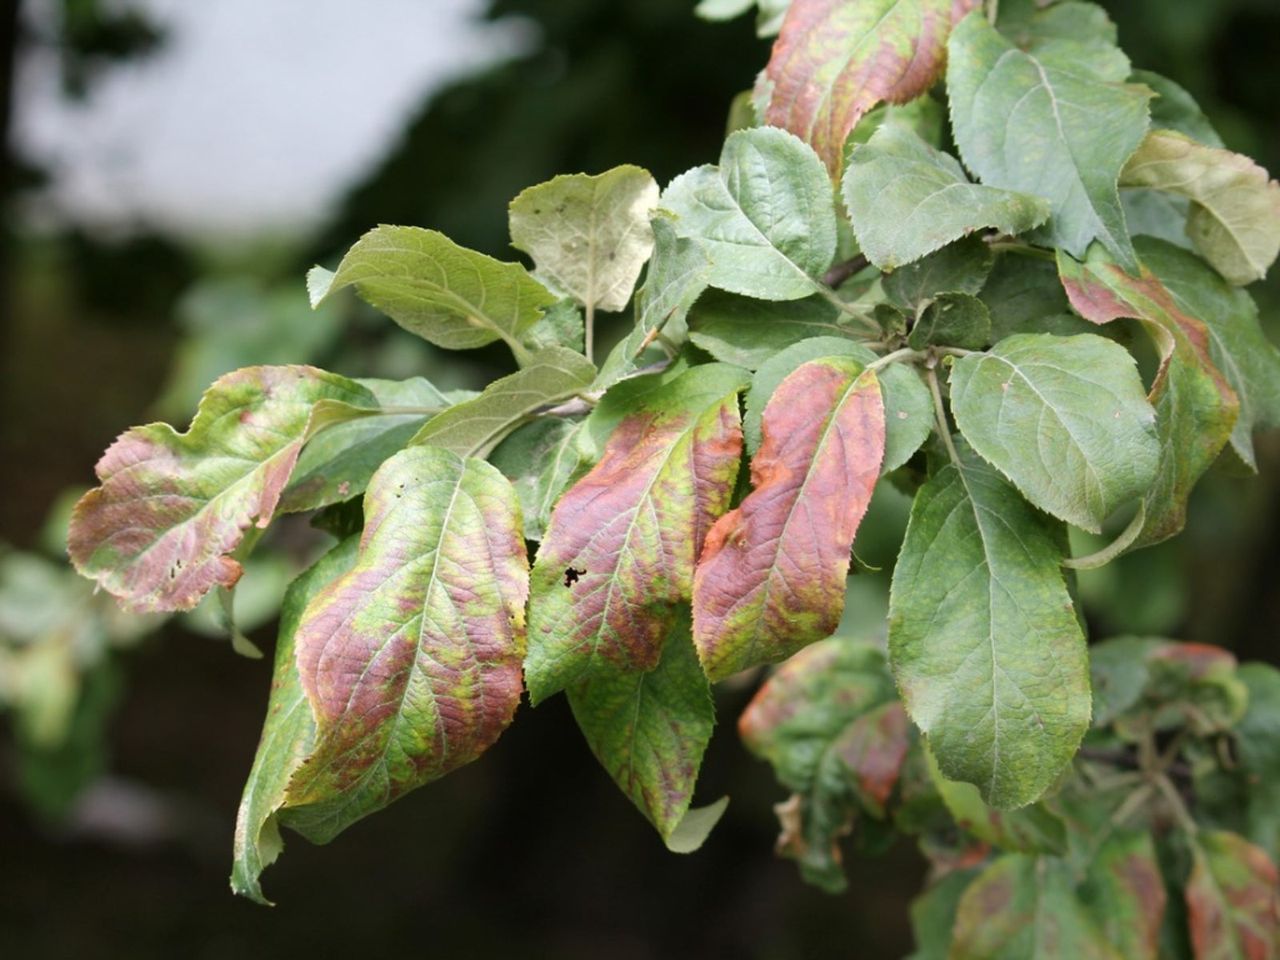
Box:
(947, 11, 1151, 268)
(1120, 130, 1280, 286)
(696, 0, 791, 37)
(1185, 831, 1280, 960)
(231, 537, 357, 905)
(308, 225, 555, 363)
(1087, 635, 1161, 729)
(595, 216, 711, 389)
(566, 612, 717, 844)
(743, 336, 932, 472)
(409, 347, 596, 458)
(842, 124, 1050, 270)
(884, 236, 994, 312)
(888, 443, 1090, 808)
(925, 747, 1066, 854)
(69, 366, 375, 613)
(907, 868, 978, 960)
(523, 297, 585, 354)
(280, 447, 527, 843)
(509, 165, 660, 313)
(1137, 238, 1280, 471)
(907, 293, 991, 351)
(738, 638, 902, 891)
(661, 127, 838, 301)
(280, 376, 457, 513)
(687, 291, 859, 370)
(524, 364, 747, 702)
(982, 254, 1094, 342)
(1235, 664, 1280, 858)
(995, 0, 1128, 75)
(950, 854, 1124, 959)
(760, 0, 980, 174)
(1130, 70, 1223, 149)
(1082, 830, 1167, 960)
(1057, 245, 1239, 547)
(487, 417, 585, 541)
(949, 333, 1160, 532)
(694, 358, 884, 681)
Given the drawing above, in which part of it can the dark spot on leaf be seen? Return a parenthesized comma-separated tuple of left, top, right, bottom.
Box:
(563, 567, 585, 587)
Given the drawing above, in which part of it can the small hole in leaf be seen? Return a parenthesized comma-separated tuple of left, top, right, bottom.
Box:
(563, 567, 585, 587)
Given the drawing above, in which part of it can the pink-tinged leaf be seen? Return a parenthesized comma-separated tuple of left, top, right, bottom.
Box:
(834, 701, 911, 816)
(280, 446, 527, 842)
(69, 365, 375, 612)
(524, 364, 747, 704)
(1185, 831, 1280, 960)
(694, 358, 884, 681)
(761, 0, 980, 174)
(1086, 831, 1167, 960)
(1058, 246, 1239, 548)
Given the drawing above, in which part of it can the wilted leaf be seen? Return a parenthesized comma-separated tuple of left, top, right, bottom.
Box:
(567, 613, 717, 844)
(1121, 130, 1280, 286)
(843, 124, 1049, 270)
(889, 442, 1090, 808)
(308, 225, 556, 363)
(281, 447, 527, 842)
(1058, 245, 1239, 547)
(1185, 831, 1280, 960)
(525, 364, 747, 702)
(947, 11, 1150, 267)
(509, 165, 659, 313)
(69, 366, 374, 613)
(950, 333, 1159, 532)
(694, 358, 884, 681)
(662, 127, 837, 301)
(760, 0, 980, 174)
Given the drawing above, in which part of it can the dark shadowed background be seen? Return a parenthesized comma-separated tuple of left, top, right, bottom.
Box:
(2, 1, 1278, 956)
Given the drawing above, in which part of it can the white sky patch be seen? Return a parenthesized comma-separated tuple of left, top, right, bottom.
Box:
(13, 0, 533, 239)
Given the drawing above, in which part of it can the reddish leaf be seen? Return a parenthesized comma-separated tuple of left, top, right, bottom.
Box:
(694, 358, 884, 681)
(1186, 831, 1280, 960)
(835, 701, 911, 815)
(761, 0, 980, 174)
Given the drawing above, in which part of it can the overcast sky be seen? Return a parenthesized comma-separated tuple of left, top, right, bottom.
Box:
(13, 0, 532, 239)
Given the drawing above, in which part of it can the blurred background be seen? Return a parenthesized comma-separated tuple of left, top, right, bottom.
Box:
(1, 1, 1278, 956)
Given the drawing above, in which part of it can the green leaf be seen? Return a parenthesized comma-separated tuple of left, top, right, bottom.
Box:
(884, 236, 994, 312)
(1130, 70, 1223, 148)
(742, 336, 931, 472)
(522, 298, 585, 354)
(509, 165, 659, 313)
(595, 216, 710, 389)
(687, 291, 859, 370)
(950, 854, 1124, 959)
(566, 612, 717, 845)
(1081, 830, 1167, 960)
(982, 254, 1095, 341)
(487, 417, 585, 541)
(68, 366, 375, 613)
(1233, 664, 1280, 859)
(907, 294, 991, 351)
(280, 447, 527, 843)
(843, 124, 1049, 270)
(662, 127, 837, 301)
(1058, 245, 1240, 547)
(738, 638, 902, 891)
(409, 347, 596, 458)
(888, 443, 1090, 808)
(947, 11, 1151, 268)
(907, 868, 978, 960)
(995, 0, 1128, 75)
(1185, 831, 1280, 960)
(308, 225, 556, 363)
(950, 333, 1160, 532)
(695, 0, 790, 37)
(1120, 130, 1280, 286)
(925, 746, 1066, 854)
(1137, 238, 1280, 471)
(231, 536, 357, 905)
(1087, 636, 1161, 728)
(758, 0, 980, 174)
(694, 359, 884, 681)
(525, 364, 747, 702)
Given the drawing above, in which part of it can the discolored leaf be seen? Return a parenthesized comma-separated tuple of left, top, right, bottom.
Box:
(307, 225, 555, 363)
(1121, 130, 1280, 286)
(1057, 245, 1239, 547)
(409, 347, 597, 458)
(280, 447, 527, 843)
(760, 0, 980, 174)
(525, 364, 747, 702)
(888, 443, 1090, 808)
(231, 537, 357, 905)
(842, 124, 1049, 270)
(947, 11, 1151, 267)
(1083, 831, 1166, 960)
(509, 165, 660, 313)
(661, 127, 837, 301)
(739, 638, 903, 891)
(69, 366, 375, 613)
(694, 358, 885, 681)
(1138, 238, 1280, 470)
(1185, 831, 1280, 960)
(567, 613, 718, 845)
(950, 333, 1159, 532)
(908, 868, 978, 960)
